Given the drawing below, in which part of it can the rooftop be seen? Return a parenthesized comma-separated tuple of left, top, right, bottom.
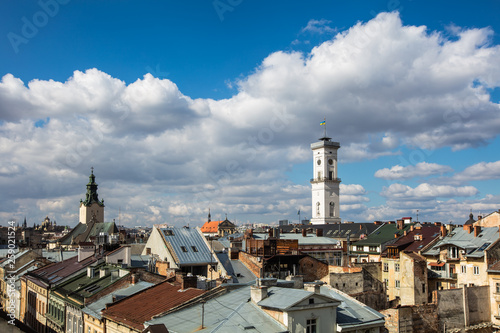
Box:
(160, 227, 215, 265)
(422, 226, 499, 258)
(101, 280, 205, 330)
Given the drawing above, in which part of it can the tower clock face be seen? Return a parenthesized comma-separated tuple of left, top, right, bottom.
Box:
(317, 159, 321, 165)
(328, 159, 333, 165)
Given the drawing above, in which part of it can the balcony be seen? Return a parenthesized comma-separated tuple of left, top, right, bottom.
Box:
(310, 177, 341, 183)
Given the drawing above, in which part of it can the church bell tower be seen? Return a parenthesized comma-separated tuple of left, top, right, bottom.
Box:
(79, 167, 105, 224)
(310, 132, 341, 224)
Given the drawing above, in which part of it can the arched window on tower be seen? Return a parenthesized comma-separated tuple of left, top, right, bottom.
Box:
(330, 202, 335, 217)
(316, 202, 320, 217)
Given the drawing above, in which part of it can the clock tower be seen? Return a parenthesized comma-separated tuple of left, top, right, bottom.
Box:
(310, 135, 341, 224)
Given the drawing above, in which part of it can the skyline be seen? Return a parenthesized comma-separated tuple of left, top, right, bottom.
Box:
(1, 1, 500, 227)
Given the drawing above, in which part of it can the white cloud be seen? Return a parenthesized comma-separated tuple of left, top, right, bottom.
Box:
(375, 162, 453, 180)
(301, 19, 336, 35)
(381, 183, 478, 201)
(453, 160, 500, 182)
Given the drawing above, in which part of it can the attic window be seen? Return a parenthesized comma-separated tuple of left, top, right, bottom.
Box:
(180, 246, 188, 252)
(191, 246, 198, 252)
(309, 298, 314, 304)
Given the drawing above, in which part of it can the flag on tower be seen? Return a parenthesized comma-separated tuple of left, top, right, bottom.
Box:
(320, 120, 326, 125)
(297, 210, 300, 215)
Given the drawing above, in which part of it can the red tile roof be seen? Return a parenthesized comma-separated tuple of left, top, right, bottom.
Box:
(200, 220, 222, 233)
(102, 280, 205, 330)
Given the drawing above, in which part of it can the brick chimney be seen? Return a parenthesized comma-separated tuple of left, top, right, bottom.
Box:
(410, 225, 414, 232)
(440, 225, 447, 237)
(395, 233, 399, 239)
(464, 224, 473, 233)
(302, 229, 307, 237)
(474, 226, 481, 237)
(316, 228, 323, 237)
(396, 219, 404, 230)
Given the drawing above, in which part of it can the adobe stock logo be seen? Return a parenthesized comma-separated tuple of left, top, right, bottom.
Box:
(7, 0, 71, 54)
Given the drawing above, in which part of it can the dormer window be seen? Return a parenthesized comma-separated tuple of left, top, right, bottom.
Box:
(180, 246, 188, 252)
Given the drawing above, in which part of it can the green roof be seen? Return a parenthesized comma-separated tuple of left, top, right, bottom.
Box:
(51, 263, 129, 307)
(352, 223, 414, 246)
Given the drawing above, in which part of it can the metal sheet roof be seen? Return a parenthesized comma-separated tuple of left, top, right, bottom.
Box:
(422, 226, 498, 257)
(320, 285, 385, 329)
(160, 227, 215, 265)
(146, 285, 287, 332)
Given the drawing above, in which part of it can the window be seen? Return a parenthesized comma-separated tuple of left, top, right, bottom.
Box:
(461, 265, 466, 274)
(328, 171, 333, 180)
(356, 246, 363, 252)
(180, 246, 188, 252)
(316, 202, 320, 216)
(191, 246, 198, 252)
(309, 298, 314, 304)
(306, 318, 317, 333)
(329, 202, 334, 217)
(395, 263, 400, 272)
(473, 266, 479, 275)
(496, 283, 500, 293)
(449, 246, 458, 259)
(422, 283, 425, 293)
(384, 279, 388, 287)
(383, 263, 389, 272)
(395, 280, 400, 288)
(369, 246, 377, 252)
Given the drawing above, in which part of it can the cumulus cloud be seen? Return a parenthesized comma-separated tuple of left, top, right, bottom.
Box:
(1, 12, 500, 226)
(381, 183, 478, 201)
(453, 160, 500, 182)
(375, 162, 453, 180)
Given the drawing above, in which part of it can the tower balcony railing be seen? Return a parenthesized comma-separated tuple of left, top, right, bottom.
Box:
(310, 177, 341, 183)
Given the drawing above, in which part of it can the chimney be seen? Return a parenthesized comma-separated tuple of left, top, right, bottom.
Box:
(316, 228, 323, 237)
(410, 225, 414, 232)
(403, 230, 407, 236)
(464, 224, 473, 233)
(440, 225, 447, 237)
(395, 233, 399, 238)
(474, 226, 481, 237)
(131, 273, 138, 285)
(302, 229, 307, 237)
(268, 228, 273, 237)
(87, 267, 95, 278)
(396, 219, 404, 230)
(304, 281, 323, 293)
(251, 285, 268, 303)
(434, 222, 442, 226)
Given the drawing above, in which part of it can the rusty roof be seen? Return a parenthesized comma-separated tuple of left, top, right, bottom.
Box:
(101, 280, 205, 330)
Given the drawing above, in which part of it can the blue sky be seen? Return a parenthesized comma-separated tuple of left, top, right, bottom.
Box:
(1, 0, 500, 227)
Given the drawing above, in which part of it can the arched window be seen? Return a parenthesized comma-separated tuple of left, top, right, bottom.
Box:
(316, 202, 320, 217)
(330, 202, 335, 217)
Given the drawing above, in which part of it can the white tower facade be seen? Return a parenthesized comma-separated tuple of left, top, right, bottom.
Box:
(310, 136, 341, 224)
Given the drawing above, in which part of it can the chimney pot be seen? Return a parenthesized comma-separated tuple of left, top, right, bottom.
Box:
(474, 226, 481, 237)
(302, 229, 307, 237)
(440, 225, 447, 237)
(316, 228, 323, 237)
